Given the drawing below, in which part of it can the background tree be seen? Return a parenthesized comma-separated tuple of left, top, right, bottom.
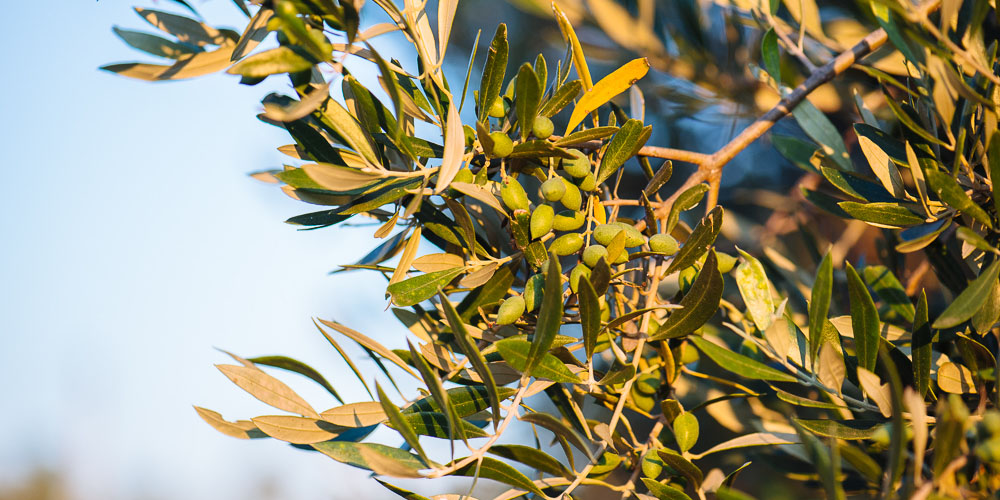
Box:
(106, 0, 1000, 498)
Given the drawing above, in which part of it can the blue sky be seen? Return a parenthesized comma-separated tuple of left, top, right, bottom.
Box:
(0, 1, 427, 498)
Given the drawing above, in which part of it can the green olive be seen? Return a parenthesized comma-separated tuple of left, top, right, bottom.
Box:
(636, 373, 661, 395)
(577, 173, 597, 191)
(593, 224, 624, 246)
(541, 177, 566, 202)
(717, 252, 738, 273)
(490, 132, 513, 158)
(530, 204, 554, 239)
(452, 167, 474, 185)
(532, 115, 554, 139)
(678, 266, 697, 292)
(496, 296, 526, 325)
(582, 244, 608, 268)
(569, 264, 591, 293)
(562, 149, 591, 178)
(560, 178, 582, 211)
(552, 210, 585, 231)
(613, 222, 646, 247)
(550, 233, 584, 256)
(488, 98, 506, 118)
(648, 234, 679, 255)
(500, 178, 530, 211)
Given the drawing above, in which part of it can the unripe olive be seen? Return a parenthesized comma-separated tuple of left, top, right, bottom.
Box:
(496, 296, 526, 325)
(541, 177, 566, 202)
(582, 245, 608, 268)
(463, 125, 477, 148)
(490, 132, 513, 158)
(613, 249, 629, 264)
(636, 372, 661, 395)
(631, 386, 657, 413)
(560, 178, 582, 211)
(577, 173, 597, 192)
(550, 233, 584, 256)
(553, 210, 586, 231)
(452, 167, 474, 185)
(641, 453, 666, 479)
(717, 252, 737, 273)
(569, 264, 591, 293)
(678, 342, 699, 364)
(562, 149, 591, 178)
(678, 266, 697, 292)
(530, 204, 554, 239)
(648, 233, 679, 255)
(523, 274, 544, 312)
(590, 451, 622, 477)
(613, 222, 646, 247)
(488, 98, 506, 118)
(532, 115, 554, 139)
(593, 224, 625, 246)
(500, 178, 530, 211)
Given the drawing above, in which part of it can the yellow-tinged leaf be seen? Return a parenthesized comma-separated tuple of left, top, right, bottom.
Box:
(302, 163, 384, 192)
(435, 102, 465, 194)
(584, 0, 666, 58)
(552, 2, 592, 89)
(937, 362, 976, 394)
(412, 253, 466, 273)
(135, 7, 226, 46)
(565, 58, 650, 133)
(436, 0, 459, 62)
(857, 368, 892, 418)
(321, 401, 389, 427)
(263, 83, 332, 122)
(318, 319, 419, 378)
(593, 197, 606, 225)
(359, 445, 425, 478)
(390, 228, 422, 285)
(101, 42, 235, 81)
(193, 406, 263, 440)
(216, 364, 319, 418)
(459, 261, 499, 288)
(252, 415, 345, 444)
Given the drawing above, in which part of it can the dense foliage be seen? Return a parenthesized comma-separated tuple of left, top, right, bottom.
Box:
(106, 0, 1000, 498)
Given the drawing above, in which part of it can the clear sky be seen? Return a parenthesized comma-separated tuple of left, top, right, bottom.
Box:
(0, 2, 425, 498)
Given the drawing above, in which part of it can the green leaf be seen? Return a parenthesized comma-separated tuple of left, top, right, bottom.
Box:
(134, 7, 225, 46)
(933, 260, 1000, 329)
(651, 251, 723, 340)
(526, 253, 563, 377)
(665, 206, 723, 275)
(688, 336, 796, 382)
(666, 183, 708, 233)
(407, 341, 465, 442)
(113, 27, 200, 59)
(912, 290, 932, 397)
(315, 97, 381, 168)
(863, 265, 915, 322)
(227, 46, 313, 78)
(989, 132, 1000, 217)
(598, 364, 635, 385)
(508, 140, 576, 159)
(644, 160, 673, 196)
(450, 456, 545, 496)
(656, 448, 703, 488)
(838, 202, 924, 227)
(515, 63, 542, 141)
(247, 355, 342, 403)
(845, 263, 879, 371)
(554, 126, 619, 146)
(641, 478, 693, 500)
(489, 445, 571, 479)
(772, 386, 845, 409)
(578, 277, 601, 363)
(404, 386, 518, 417)
(566, 58, 650, 133)
(791, 99, 851, 171)
(794, 419, 880, 440)
(312, 441, 427, 475)
(539, 79, 583, 117)
(925, 170, 993, 229)
(596, 119, 647, 184)
(377, 383, 429, 465)
(441, 293, 502, 427)
(458, 260, 517, 321)
(319, 319, 418, 378)
(495, 338, 580, 383)
(401, 411, 488, 439)
(519, 412, 594, 459)
(808, 251, 833, 363)
(386, 267, 464, 307)
(733, 249, 775, 331)
(477, 24, 508, 120)
(672, 412, 699, 453)
(761, 28, 780, 84)
(374, 479, 432, 500)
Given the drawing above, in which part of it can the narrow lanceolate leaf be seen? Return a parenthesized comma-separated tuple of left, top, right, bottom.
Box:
(495, 338, 580, 383)
(565, 58, 649, 133)
(440, 293, 502, 427)
(862, 265, 915, 322)
(578, 278, 601, 362)
(838, 202, 925, 228)
(375, 479, 433, 500)
(312, 441, 427, 476)
(526, 253, 563, 377)
(376, 383, 429, 465)
(845, 263, 879, 371)
(315, 98, 381, 169)
(596, 119, 646, 184)
(101, 43, 235, 81)
(856, 368, 892, 418)
(477, 24, 508, 119)
(407, 341, 465, 442)
(761, 28, 780, 84)
(227, 46, 314, 78)
(552, 3, 592, 89)
(318, 319, 419, 378)
(231, 6, 272, 61)
(665, 206, 723, 275)
(247, 355, 342, 403)
(933, 260, 1000, 329)
(641, 479, 693, 500)
(515, 63, 542, 141)
(912, 290, 932, 396)
(519, 412, 594, 459)
(251, 415, 345, 444)
(112, 27, 200, 59)
(808, 251, 833, 363)
(216, 364, 319, 418)
(134, 7, 225, 45)
(794, 419, 880, 440)
(435, 102, 465, 194)
(404, 386, 519, 417)
(387, 267, 464, 307)
(193, 406, 265, 439)
(320, 401, 387, 427)
(689, 336, 796, 382)
(489, 445, 571, 479)
(925, 170, 993, 229)
(651, 251, 723, 340)
(538, 79, 583, 117)
(450, 456, 545, 497)
(666, 183, 708, 233)
(734, 249, 775, 331)
(554, 126, 618, 146)
(692, 432, 798, 459)
(303, 163, 383, 192)
(403, 412, 488, 439)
